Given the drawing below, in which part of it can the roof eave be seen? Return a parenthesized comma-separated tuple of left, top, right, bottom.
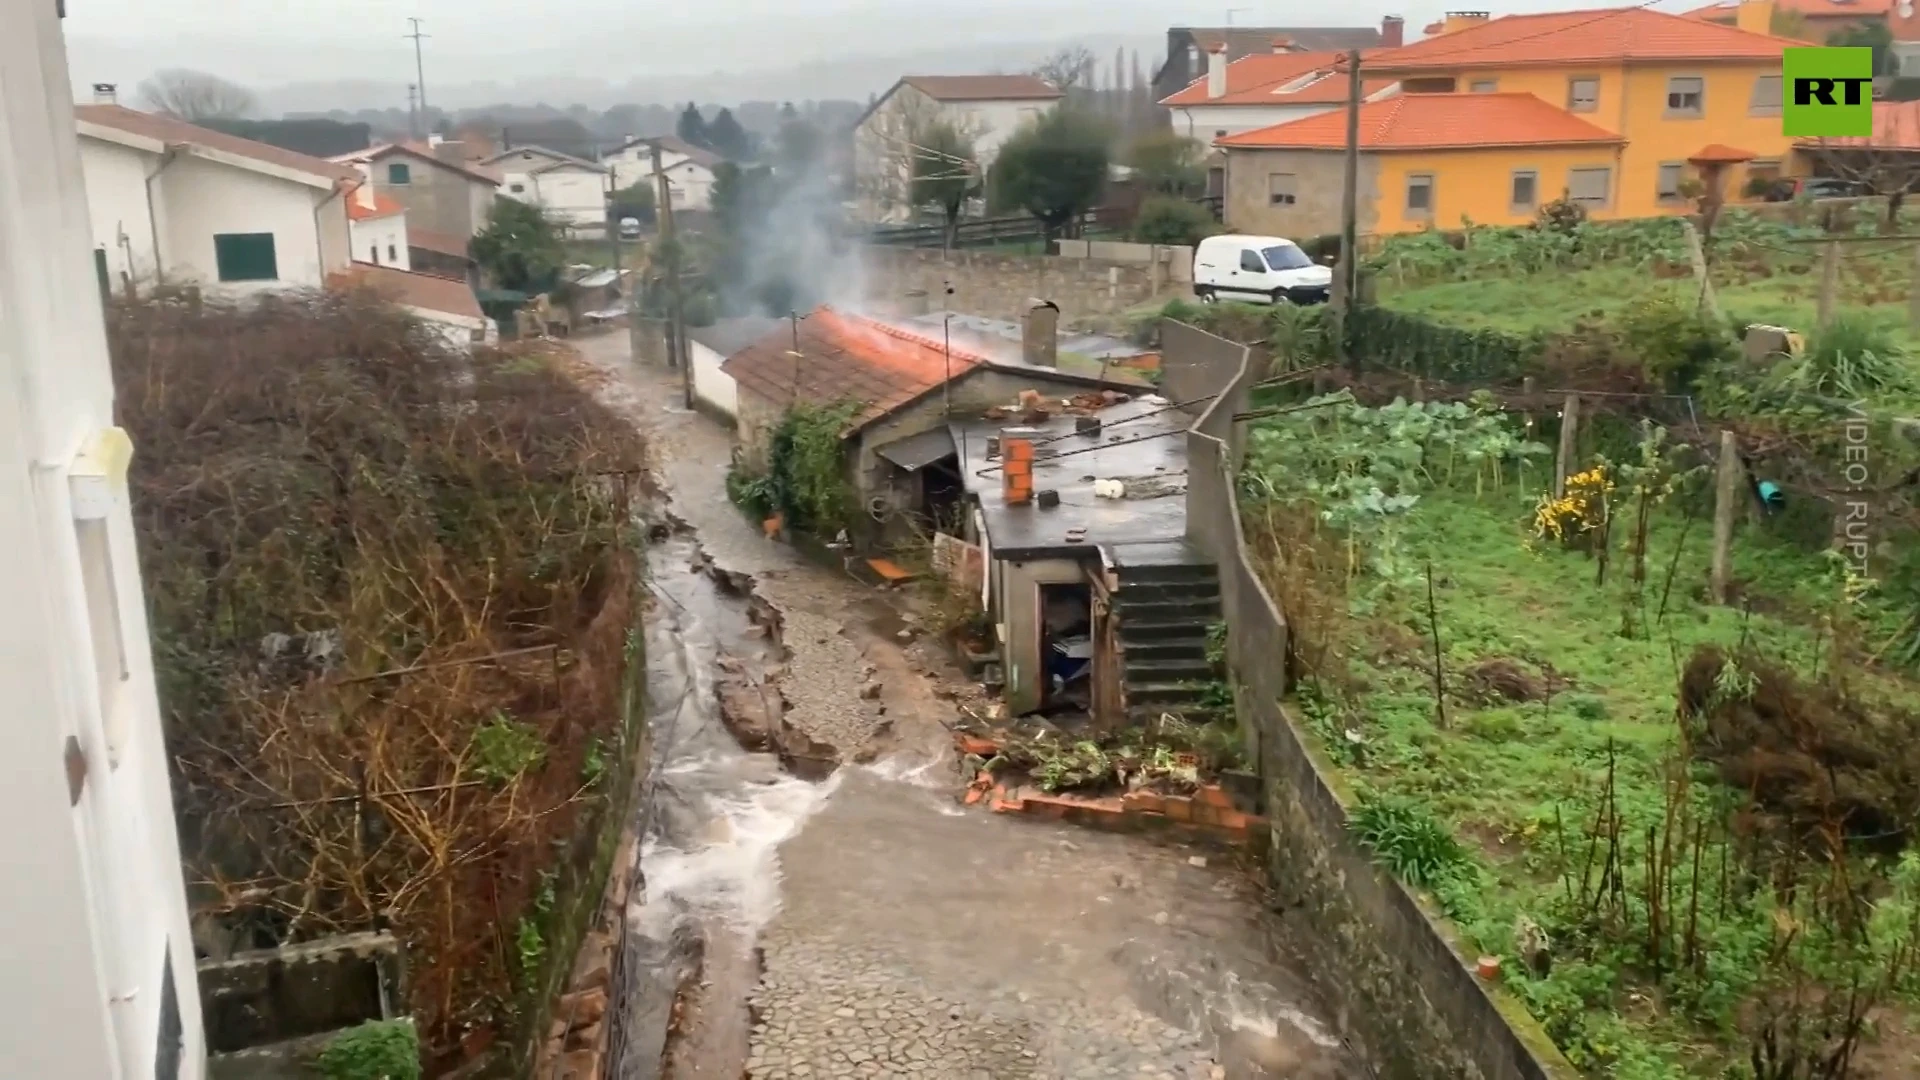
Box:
(1221, 138, 1624, 151)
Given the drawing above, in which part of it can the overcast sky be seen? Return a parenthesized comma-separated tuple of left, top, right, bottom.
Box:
(63, 1, 1705, 106)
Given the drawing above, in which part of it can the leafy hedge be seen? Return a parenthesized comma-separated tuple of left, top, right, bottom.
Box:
(1346, 304, 1539, 383)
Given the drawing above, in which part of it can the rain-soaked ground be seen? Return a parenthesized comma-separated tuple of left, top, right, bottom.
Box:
(575, 333, 1366, 1080)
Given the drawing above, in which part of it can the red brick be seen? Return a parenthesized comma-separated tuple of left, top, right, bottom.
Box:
(958, 735, 1000, 758)
(1121, 790, 1166, 815)
(1162, 797, 1194, 822)
(1194, 785, 1235, 809)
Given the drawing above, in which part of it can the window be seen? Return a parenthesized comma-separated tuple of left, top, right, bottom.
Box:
(1568, 166, 1611, 207)
(1406, 173, 1434, 215)
(1403, 77, 1457, 94)
(388, 243, 398, 262)
(1470, 79, 1498, 93)
(1750, 74, 1783, 115)
(387, 161, 411, 185)
(1511, 169, 1538, 210)
(1239, 249, 1266, 271)
(1745, 159, 1783, 198)
(510, 182, 526, 193)
(1267, 172, 1297, 206)
(213, 233, 278, 282)
(1263, 243, 1313, 270)
(1567, 77, 1600, 113)
(369, 245, 379, 265)
(469, 327, 487, 343)
(1657, 162, 1687, 203)
(1665, 76, 1704, 117)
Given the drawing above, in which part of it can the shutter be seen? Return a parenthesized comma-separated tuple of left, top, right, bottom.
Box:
(94, 248, 110, 299)
(213, 233, 279, 282)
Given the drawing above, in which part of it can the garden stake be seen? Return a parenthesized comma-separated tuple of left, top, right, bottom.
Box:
(1425, 559, 1447, 730)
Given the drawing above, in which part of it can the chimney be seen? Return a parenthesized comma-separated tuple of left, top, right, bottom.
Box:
(1021, 299, 1059, 368)
(1271, 36, 1293, 54)
(1000, 429, 1038, 506)
(1442, 10, 1491, 34)
(1206, 42, 1229, 99)
(91, 82, 116, 105)
(1736, 0, 1775, 34)
(1381, 15, 1406, 48)
(426, 132, 444, 148)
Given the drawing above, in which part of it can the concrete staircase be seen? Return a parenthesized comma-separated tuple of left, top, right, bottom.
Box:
(1112, 549, 1223, 726)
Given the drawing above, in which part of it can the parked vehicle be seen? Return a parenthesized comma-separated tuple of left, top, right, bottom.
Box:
(1192, 234, 1333, 305)
(618, 216, 642, 239)
(1762, 176, 1870, 201)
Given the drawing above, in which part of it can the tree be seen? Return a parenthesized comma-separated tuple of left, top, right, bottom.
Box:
(1131, 196, 1215, 246)
(910, 121, 979, 251)
(1124, 130, 1204, 195)
(988, 109, 1111, 240)
(1829, 21, 1896, 75)
(707, 107, 753, 160)
(1803, 142, 1920, 230)
(677, 104, 711, 149)
(776, 115, 825, 177)
(609, 181, 655, 225)
(1032, 47, 1097, 96)
(470, 198, 566, 293)
(1770, 7, 1810, 40)
(137, 69, 256, 121)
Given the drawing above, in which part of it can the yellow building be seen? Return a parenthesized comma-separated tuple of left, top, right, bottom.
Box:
(1220, 3, 1798, 237)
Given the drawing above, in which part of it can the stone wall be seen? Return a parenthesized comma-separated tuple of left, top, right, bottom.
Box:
(1171, 320, 1576, 1080)
(201, 932, 406, 1079)
(860, 246, 1186, 331)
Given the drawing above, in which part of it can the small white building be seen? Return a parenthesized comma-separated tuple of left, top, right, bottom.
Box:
(1158, 42, 1400, 141)
(76, 94, 357, 296)
(347, 186, 410, 271)
(852, 74, 1063, 222)
(483, 146, 611, 232)
(603, 135, 725, 211)
(334, 263, 497, 353)
(684, 317, 783, 420)
(3, 1, 207, 1075)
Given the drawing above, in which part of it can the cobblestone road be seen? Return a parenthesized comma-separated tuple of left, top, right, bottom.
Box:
(574, 333, 1355, 1080)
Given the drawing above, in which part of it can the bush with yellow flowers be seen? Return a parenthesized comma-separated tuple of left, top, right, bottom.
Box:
(1532, 465, 1613, 544)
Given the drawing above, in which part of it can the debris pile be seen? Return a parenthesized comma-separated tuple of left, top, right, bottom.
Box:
(981, 388, 1132, 424)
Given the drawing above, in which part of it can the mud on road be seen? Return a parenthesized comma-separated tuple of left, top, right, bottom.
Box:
(572, 332, 1366, 1080)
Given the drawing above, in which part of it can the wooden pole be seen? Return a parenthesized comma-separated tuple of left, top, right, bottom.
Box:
(1553, 393, 1580, 499)
(1817, 239, 1841, 329)
(1680, 219, 1720, 323)
(653, 140, 690, 411)
(1333, 48, 1363, 375)
(1710, 429, 1740, 605)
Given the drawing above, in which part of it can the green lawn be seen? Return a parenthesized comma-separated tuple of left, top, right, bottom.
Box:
(1377, 245, 1920, 346)
(1270, 482, 1920, 1075)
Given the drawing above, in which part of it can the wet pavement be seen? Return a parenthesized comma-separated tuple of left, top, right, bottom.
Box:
(572, 332, 1361, 1080)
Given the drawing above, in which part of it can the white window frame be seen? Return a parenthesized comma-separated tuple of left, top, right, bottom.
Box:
(1665, 75, 1705, 119)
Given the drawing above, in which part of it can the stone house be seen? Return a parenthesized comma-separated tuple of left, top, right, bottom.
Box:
(331, 139, 501, 241)
(852, 75, 1063, 222)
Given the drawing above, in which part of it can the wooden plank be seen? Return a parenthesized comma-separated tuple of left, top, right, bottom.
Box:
(866, 557, 916, 583)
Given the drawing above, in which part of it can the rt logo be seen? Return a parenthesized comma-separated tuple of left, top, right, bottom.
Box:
(1783, 47, 1874, 137)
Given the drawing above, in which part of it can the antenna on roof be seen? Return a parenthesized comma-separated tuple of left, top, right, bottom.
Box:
(942, 281, 956, 421)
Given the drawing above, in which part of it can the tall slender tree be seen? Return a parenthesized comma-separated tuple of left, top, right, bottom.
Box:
(676, 103, 711, 149)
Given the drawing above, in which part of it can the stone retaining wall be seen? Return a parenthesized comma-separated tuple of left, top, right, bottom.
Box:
(1171, 321, 1576, 1080)
(859, 246, 1185, 331)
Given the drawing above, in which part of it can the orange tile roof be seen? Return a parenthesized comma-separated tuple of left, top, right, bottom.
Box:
(75, 104, 361, 185)
(1217, 92, 1624, 151)
(720, 307, 993, 430)
(1690, 142, 1758, 162)
(1369, 7, 1799, 70)
(1159, 49, 1396, 107)
(1797, 100, 1920, 151)
(346, 189, 406, 221)
(330, 265, 484, 321)
(1685, 0, 1888, 20)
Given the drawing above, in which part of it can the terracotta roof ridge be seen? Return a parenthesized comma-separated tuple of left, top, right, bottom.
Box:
(829, 307, 992, 367)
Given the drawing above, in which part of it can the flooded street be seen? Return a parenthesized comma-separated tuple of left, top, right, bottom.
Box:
(575, 333, 1362, 1080)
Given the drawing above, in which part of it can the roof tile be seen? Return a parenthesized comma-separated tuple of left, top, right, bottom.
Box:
(75, 104, 361, 185)
(720, 307, 993, 429)
(1685, 0, 1889, 20)
(1368, 7, 1797, 70)
(1160, 49, 1395, 106)
(1216, 92, 1625, 151)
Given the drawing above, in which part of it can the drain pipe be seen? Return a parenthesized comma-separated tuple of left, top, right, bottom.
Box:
(143, 146, 183, 285)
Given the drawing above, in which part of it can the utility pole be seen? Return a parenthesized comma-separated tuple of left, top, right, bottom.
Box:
(405, 84, 419, 140)
(405, 18, 430, 125)
(652, 140, 690, 407)
(1332, 47, 1363, 374)
(605, 173, 622, 304)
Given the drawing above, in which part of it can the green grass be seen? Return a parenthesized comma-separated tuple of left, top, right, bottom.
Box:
(1379, 251, 1920, 347)
(1287, 485, 1920, 1074)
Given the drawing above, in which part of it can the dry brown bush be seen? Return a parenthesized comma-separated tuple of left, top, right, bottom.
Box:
(110, 289, 644, 1065)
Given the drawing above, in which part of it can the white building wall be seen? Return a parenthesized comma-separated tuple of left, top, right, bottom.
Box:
(606, 144, 690, 189)
(351, 214, 411, 271)
(662, 160, 715, 211)
(155, 156, 331, 294)
(407, 307, 497, 352)
(532, 166, 608, 227)
(687, 340, 738, 418)
(854, 85, 1056, 221)
(1169, 102, 1342, 139)
(78, 138, 161, 292)
(2, 2, 206, 1078)
(469, 179, 497, 235)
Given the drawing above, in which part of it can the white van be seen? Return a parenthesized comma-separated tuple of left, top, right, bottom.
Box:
(1192, 234, 1333, 305)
